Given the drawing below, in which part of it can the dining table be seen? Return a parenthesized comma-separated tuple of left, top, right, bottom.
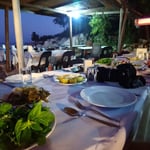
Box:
(1, 69, 149, 150)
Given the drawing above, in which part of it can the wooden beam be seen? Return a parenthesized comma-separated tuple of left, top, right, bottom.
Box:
(76, 7, 120, 16)
(0, 1, 12, 8)
(97, 0, 121, 9)
(21, 3, 68, 15)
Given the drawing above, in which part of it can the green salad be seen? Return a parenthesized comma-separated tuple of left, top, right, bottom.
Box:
(96, 58, 112, 66)
(0, 86, 55, 150)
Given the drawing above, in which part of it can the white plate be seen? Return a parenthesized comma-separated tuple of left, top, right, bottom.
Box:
(5, 74, 23, 83)
(53, 73, 87, 85)
(80, 86, 137, 108)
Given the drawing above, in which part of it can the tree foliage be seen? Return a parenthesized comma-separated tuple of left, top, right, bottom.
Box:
(53, 15, 68, 29)
(89, 14, 112, 45)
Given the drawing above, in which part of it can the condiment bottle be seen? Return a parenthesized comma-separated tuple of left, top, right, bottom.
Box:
(48, 63, 53, 71)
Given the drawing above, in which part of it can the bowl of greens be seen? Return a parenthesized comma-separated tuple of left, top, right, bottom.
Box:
(95, 58, 112, 66)
(0, 86, 55, 150)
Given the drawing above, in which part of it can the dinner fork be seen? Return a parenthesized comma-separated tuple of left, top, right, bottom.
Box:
(69, 95, 120, 123)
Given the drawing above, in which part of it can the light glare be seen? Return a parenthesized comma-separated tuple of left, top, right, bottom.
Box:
(135, 17, 150, 26)
(68, 11, 80, 19)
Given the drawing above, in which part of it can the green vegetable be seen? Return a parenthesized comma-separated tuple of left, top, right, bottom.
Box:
(96, 58, 112, 65)
(0, 101, 55, 149)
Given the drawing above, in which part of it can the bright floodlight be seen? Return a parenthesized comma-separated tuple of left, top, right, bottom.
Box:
(68, 11, 80, 19)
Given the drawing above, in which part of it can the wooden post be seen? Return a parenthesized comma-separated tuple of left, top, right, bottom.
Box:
(5, 7, 11, 72)
(118, 8, 128, 53)
(12, 0, 24, 73)
(119, 8, 128, 52)
(117, 8, 123, 52)
(69, 15, 73, 51)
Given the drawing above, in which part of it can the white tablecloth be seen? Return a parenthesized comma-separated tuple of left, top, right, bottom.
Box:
(1, 70, 148, 150)
(32, 71, 148, 150)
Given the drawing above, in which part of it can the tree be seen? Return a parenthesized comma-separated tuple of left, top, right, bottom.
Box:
(89, 13, 112, 45)
(53, 15, 68, 30)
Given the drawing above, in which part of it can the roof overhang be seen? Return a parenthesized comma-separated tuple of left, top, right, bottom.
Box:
(0, 0, 122, 16)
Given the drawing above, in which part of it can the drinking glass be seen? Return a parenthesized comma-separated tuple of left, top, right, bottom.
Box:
(21, 67, 32, 86)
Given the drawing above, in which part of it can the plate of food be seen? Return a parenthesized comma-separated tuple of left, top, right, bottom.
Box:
(5, 86, 50, 106)
(0, 86, 55, 150)
(53, 73, 87, 85)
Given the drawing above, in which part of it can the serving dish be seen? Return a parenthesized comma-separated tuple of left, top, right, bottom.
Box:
(53, 73, 87, 85)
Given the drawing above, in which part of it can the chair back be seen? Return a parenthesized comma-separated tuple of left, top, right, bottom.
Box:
(61, 51, 75, 68)
(38, 51, 52, 67)
(100, 46, 113, 58)
(69, 58, 83, 67)
(31, 51, 51, 72)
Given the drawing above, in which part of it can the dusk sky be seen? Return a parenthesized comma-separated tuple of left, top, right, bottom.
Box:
(0, 9, 64, 44)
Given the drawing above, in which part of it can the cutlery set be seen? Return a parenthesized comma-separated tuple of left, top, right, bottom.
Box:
(69, 95, 120, 123)
(57, 98, 120, 128)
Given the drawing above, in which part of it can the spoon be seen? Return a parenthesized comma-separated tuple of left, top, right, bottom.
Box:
(63, 107, 120, 128)
(69, 96, 120, 123)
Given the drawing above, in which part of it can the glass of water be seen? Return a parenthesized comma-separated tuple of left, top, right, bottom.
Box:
(21, 67, 32, 86)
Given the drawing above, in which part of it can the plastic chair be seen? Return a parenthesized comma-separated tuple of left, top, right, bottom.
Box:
(56, 51, 75, 69)
(31, 51, 51, 72)
(99, 46, 113, 58)
(86, 44, 101, 61)
(69, 58, 83, 67)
